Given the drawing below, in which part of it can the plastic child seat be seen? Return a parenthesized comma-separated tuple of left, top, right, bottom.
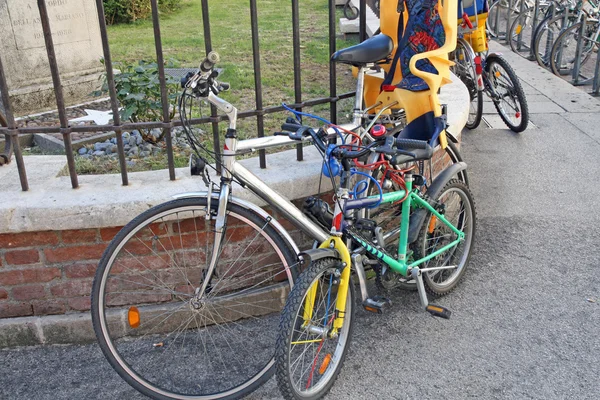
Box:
(373, 0, 457, 146)
(457, 0, 489, 52)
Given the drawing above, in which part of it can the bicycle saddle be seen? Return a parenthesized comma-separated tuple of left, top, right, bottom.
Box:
(331, 34, 393, 66)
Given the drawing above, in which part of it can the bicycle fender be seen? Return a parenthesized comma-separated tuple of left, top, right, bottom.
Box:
(172, 191, 300, 256)
(445, 129, 459, 144)
(484, 53, 504, 71)
(407, 162, 467, 243)
(299, 248, 340, 266)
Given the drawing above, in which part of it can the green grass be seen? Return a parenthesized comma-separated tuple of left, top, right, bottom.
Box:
(65, 0, 359, 175)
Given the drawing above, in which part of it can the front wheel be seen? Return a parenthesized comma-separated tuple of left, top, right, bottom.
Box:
(450, 39, 483, 130)
(487, 56, 529, 132)
(415, 179, 476, 296)
(276, 258, 355, 400)
(91, 196, 298, 400)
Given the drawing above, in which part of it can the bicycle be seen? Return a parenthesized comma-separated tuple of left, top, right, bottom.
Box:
(274, 107, 476, 400)
(451, 2, 530, 132)
(549, 12, 600, 80)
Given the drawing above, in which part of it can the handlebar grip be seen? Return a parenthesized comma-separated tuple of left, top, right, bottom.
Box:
(281, 122, 303, 132)
(200, 51, 220, 72)
(395, 138, 430, 150)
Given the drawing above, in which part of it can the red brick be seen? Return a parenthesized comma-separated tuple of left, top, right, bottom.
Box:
(111, 254, 170, 274)
(33, 300, 66, 316)
(50, 279, 93, 298)
(67, 297, 91, 311)
(11, 284, 46, 301)
(100, 227, 123, 242)
(44, 243, 107, 263)
(64, 262, 97, 279)
(5, 249, 40, 265)
(0, 231, 59, 249)
(0, 267, 61, 286)
(61, 229, 98, 244)
(0, 288, 7, 300)
(172, 217, 207, 234)
(0, 302, 33, 318)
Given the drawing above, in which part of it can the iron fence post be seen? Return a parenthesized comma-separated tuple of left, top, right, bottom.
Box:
(329, 0, 338, 124)
(95, 0, 128, 186)
(37, 0, 78, 189)
(291, 0, 303, 162)
(0, 54, 28, 191)
(201, 0, 222, 175)
(249, 0, 266, 169)
(150, 0, 176, 181)
(360, 0, 367, 42)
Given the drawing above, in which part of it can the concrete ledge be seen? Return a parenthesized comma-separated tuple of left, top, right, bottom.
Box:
(0, 73, 468, 235)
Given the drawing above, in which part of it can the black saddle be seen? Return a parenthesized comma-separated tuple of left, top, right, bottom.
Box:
(331, 34, 393, 66)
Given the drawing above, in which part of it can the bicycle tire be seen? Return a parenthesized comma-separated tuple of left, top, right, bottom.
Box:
(549, 20, 598, 79)
(533, 13, 575, 69)
(451, 39, 483, 130)
(414, 179, 476, 297)
(343, 2, 359, 20)
(92, 196, 298, 400)
(509, 7, 540, 58)
(276, 257, 355, 400)
(487, 56, 529, 132)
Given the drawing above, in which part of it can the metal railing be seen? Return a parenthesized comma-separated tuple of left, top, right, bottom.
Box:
(0, 0, 368, 191)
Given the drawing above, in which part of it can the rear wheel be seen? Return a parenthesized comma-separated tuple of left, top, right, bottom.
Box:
(276, 258, 355, 400)
(487, 56, 529, 132)
(415, 179, 476, 296)
(533, 14, 576, 69)
(92, 197, 298, 400)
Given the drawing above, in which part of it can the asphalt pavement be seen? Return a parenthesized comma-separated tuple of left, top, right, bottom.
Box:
(2, 43, 600, 400)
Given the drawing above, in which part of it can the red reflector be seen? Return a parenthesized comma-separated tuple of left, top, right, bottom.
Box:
(371, 124, 386, 137)
(516, 112, 521, 118)
(223, 144, 229, 150)
(474, 56, 483, 75)
(382, 84, 396, 92)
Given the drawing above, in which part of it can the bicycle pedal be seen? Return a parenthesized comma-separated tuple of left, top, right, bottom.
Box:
(363, 295, 392, 314)
(425, 304, 451, 320)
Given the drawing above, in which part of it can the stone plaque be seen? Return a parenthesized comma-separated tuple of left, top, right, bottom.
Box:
(0, 0, 104, 115)
(7, 0, 90, 50)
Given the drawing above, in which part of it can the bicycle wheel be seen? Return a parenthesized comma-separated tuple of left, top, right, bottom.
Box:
(451, 39, 483, 130)
(533, 14, 575, 69)
(415, 179, 476, 296)
(509, 7, 541, 58)
(487, 0, 523, 38)
(276, 257, 355, 400)
(487, 56, 529, 132)
(92, 196, 298, 400)
(550, 20, 599, 79)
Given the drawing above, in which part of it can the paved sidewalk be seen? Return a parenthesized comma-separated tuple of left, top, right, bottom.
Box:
(1, 42, 600, 400)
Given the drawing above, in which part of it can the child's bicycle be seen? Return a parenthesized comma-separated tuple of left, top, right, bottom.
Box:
(275, 120, 476, 399)
(452, 0, 530, 132)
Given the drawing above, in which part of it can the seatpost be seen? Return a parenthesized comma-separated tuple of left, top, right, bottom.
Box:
(352, 66, 367, 127)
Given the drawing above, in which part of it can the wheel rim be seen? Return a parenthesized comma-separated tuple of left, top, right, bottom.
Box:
(96, 204, 293, 399)
(287, 268, 351, 397)
(551, 23, 598, 79)
(423, 186, 474, 291)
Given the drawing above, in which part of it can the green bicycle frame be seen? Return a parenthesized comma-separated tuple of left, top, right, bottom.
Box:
(352, 175, 465, 277)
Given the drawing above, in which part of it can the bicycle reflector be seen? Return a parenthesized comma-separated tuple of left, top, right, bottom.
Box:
(371, 124, 386, 138)
(319, 354, 332, 374)
(128, 306, 141, 328)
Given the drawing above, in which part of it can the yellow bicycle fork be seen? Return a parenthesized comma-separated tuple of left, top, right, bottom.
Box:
(302, 236, 352, 333)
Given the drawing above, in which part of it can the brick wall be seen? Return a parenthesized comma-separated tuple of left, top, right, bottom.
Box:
(0, 198, 320, 320)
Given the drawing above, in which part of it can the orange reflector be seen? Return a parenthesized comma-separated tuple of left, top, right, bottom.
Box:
(319, 354, 332, 374)
(426, 305, 444, 313)
(428, 216, 437, 234)
(495, 70, 501, 78)
(515, 25, 523, 34)
(128, 306, 140, 328)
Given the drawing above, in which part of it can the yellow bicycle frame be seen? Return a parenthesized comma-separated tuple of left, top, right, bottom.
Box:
(302, 236, 352, 333)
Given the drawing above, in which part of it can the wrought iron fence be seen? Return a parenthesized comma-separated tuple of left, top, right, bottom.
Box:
(0, 0, 369, 191)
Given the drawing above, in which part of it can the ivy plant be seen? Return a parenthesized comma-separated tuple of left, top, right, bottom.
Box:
(94, 59, 180, 144)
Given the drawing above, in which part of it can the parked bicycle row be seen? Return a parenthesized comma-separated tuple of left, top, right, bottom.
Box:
(489, 0, 600, 95)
